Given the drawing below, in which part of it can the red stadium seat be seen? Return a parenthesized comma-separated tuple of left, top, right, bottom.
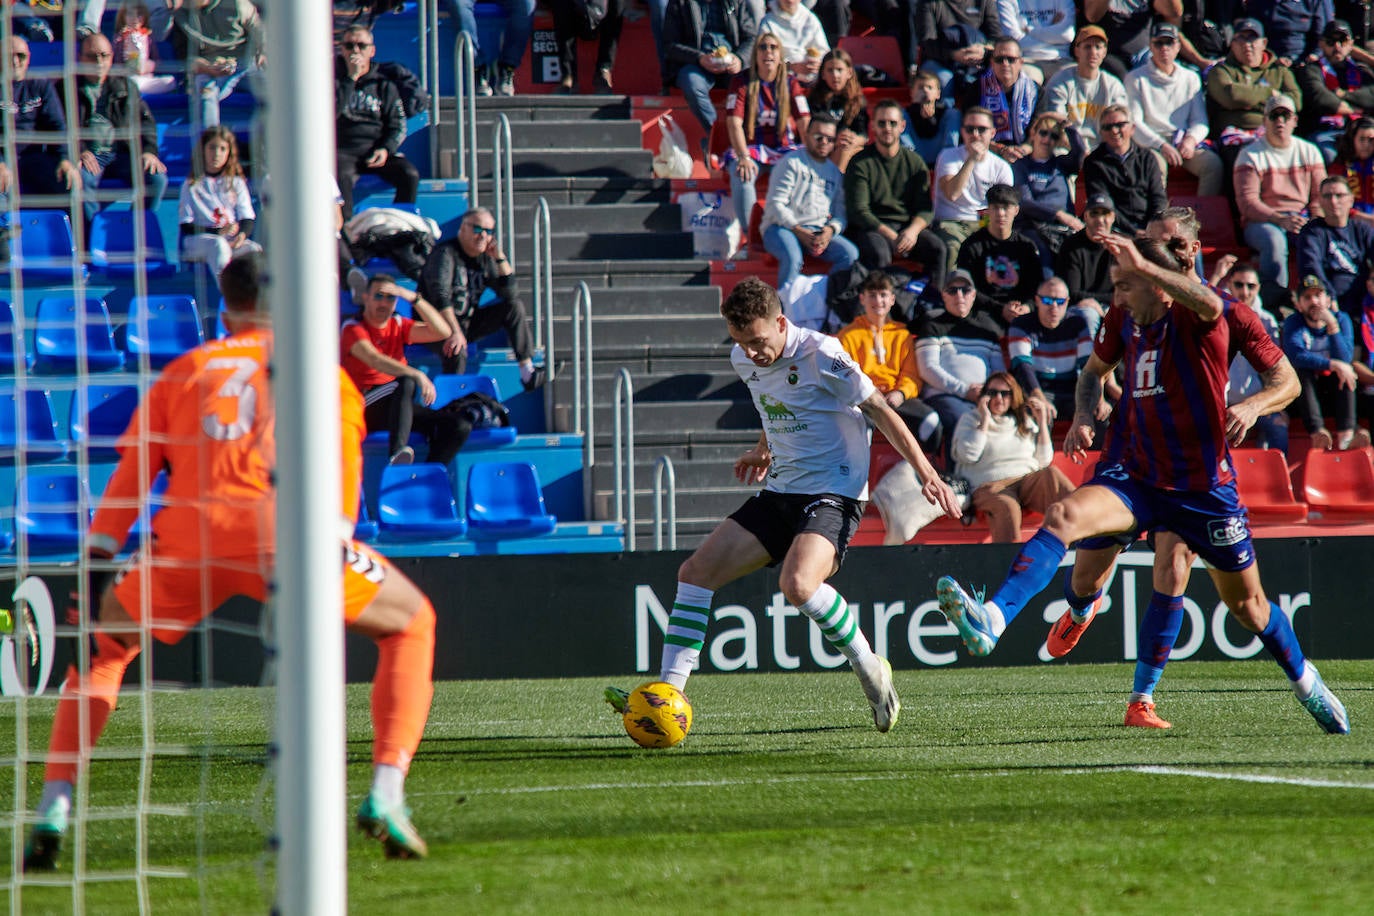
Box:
(1169, 194, 1239, 253)
(838, 35, 904, 83)
(1232, 448, 1307, 524)
(1301, 449, 1374, 522)
(1051, 451, 1095, 489)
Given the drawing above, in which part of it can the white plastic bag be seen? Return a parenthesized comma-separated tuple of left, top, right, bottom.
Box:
(651, 113, 694, 179)
(778, 273, 832, 331)
(674, 189, 741, 259)
(870, 462, 968, 545)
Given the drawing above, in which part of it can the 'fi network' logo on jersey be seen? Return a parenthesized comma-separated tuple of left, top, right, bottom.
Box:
(758, 395, 797, 421)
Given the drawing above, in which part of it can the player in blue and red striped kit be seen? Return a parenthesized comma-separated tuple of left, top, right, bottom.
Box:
(935, 232, 1349, 734)
(1048, 209, 1306, 729)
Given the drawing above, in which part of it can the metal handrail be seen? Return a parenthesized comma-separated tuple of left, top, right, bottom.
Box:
(418, 0, 431, 90)
(424, 0, 441, 179)
(531, 197, 551, 351)
(453, 32, 478, 192)
(572, 283, 594, 517)
(492, 113, 514, 264)
(653, 455, 677, 551)
(614, 368, 636, 551)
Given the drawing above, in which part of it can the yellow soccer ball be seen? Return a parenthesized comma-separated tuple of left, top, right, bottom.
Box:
(622, 681, 692, 748)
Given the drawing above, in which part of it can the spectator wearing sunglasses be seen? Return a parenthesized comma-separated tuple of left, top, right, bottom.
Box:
(335, 25, 419, 219)
(1234, 94, 1326, 303)
(0, 36, 81, 211)
(1124, 22, 1224, 196)
(931, 106, 1014, 274)
(1205, 18, 1301, 169)
(1081, 103, 1167, 237)
(958, 38, 1039, 164)
(419, 207, 545, 389)
(845, 99, 950, 287)
(1217, 261, 1290, 452)
(949, 371, 1075, 543)
(1011, 112, 1085, 257)
(1007, 275, 1099, 424)
(914, 268, 1008, 458)
(1296, 19, 1374, 163)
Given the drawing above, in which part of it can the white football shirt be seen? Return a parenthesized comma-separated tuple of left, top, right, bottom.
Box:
(731, 320, 877, 499)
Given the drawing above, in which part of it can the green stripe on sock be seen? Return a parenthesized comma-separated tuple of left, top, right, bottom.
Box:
(818, 595, 857, 648)
(664, 633, 704, 649)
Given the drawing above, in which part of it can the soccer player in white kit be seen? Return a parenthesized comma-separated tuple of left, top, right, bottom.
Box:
(608, 278, 962, 731)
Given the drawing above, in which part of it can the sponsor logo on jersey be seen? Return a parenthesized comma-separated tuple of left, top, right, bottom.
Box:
(829, 354, 854, 376)
(758, 394, 798, 421)
(747, 371, 759, 382)
(1207, 515, 1249, 547)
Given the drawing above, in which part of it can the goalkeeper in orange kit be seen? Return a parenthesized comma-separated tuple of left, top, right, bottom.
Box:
(25, 253, 436, 870)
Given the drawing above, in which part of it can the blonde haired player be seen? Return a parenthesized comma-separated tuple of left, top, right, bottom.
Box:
(25, 253, 437, 869)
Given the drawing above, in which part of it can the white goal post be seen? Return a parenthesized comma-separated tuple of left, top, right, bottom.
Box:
(264, 0, 347, 912)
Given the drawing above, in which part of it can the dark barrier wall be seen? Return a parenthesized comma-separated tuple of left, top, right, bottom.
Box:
(2, 537, 1370, 693)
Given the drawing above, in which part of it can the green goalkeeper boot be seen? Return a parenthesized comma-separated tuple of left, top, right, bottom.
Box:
(23, 805, 68, 872)
(356, 792, 428, 860)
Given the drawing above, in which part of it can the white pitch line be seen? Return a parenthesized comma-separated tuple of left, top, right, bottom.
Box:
(445, 772, 913, 796)
(437, 764, 1374, 798)
(1126, 765, 1374, 790)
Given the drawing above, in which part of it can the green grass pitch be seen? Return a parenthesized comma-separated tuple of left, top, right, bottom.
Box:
(4, 660, 1373, 914)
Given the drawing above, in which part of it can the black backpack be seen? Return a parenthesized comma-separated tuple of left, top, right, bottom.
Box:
(375, 61, 431, 118)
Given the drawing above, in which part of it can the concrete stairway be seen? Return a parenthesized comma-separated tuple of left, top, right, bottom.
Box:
(435, 95, 761, 548)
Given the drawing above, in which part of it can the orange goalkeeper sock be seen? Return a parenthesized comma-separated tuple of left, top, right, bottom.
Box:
(371, 598, 435, 774)
(45, 632, 141, 784)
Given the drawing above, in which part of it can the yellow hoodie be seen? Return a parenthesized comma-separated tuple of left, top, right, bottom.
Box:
(836, 315, 921, 402)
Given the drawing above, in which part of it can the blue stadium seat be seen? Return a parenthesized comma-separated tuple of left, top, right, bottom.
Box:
(0, 386, 67, 463)
(69, 384, 141, 459)
(377, 464, 467, 540)
(354, 487, 380, 542)
(33, 296, 126, 374)
(10, 210, 88, 283)
(125, 294, 204, 367)
(89, 209, 176, 278)
(0, 298, 23, 373)
(16, 467, 91, 554)
(465, 461, 556, 537)
(25, 41, 68, 71)
(432, 374, 518, 447)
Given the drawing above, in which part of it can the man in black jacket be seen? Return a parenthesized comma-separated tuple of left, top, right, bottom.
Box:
(419, 207, 545, 387)
(71, 33, 168, 227)
(1054, 193, 1117, 315)
(661, 0, 759, 137)
(1081, 103, 1167, 236)
(335, 25, 419, 219)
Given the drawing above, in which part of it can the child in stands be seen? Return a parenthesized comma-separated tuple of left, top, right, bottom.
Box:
(115, 2, 177, 95)
(178, 126, 262, 277)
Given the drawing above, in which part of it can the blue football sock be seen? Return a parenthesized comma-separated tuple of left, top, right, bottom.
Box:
(1132, 592, 1184, 698)
(991, 530, 1067, 626)
(1258, 602, 1306, 682)
(1062, 576, 1099, 612)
